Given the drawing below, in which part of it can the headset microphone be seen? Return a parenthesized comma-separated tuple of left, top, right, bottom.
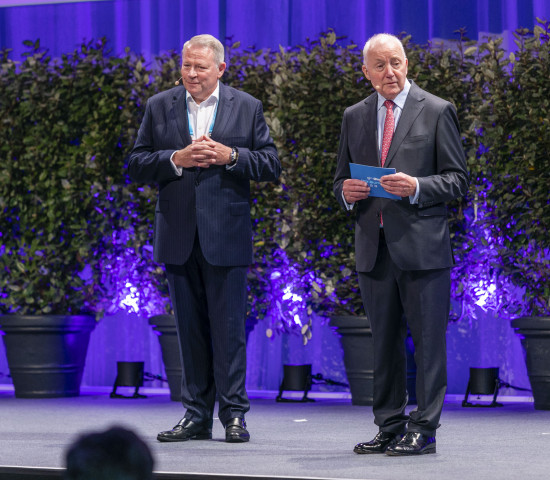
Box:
(174, 77, 182, 86)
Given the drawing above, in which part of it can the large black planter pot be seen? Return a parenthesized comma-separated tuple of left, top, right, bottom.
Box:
(329, 315, 417, 406)
(148, 314, 182, 402)
(329, 315, 374, 405)
(511, 316, 550, 410)
(149, 314, 260, 402)
(0, 315, 96, 398)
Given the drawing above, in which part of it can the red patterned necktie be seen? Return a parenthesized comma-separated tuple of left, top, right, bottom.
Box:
(381, 100, 395, 166)
(379, 100, 394, 227)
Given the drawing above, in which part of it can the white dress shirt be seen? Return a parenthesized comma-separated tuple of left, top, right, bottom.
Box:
(186, 83, 220, 140)
(344, 79, 419, 209)
(170, 82, 220, 175)
(376, 79, 409, 152)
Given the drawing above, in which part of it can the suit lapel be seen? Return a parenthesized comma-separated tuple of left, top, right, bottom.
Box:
(362, 94, 379, 165)
(171, 88, 192, 145)
(210, 82, 234, 140)
(384, 82, 425, 168)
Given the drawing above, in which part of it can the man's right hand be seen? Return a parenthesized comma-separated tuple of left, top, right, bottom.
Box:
(172, 136, 217, 169)
(343, 179, 370, 203)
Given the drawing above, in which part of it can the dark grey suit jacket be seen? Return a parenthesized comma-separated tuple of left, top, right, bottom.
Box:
(334, 81, 469, 272)
(128, 82, 280, 267)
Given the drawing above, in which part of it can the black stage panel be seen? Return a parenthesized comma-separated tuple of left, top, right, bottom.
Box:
(0, 466, 330, 480)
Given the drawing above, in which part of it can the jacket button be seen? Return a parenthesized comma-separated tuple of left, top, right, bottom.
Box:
(195, 179, 200, 186)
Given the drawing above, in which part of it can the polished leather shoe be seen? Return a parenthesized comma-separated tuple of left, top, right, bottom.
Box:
(385, 432, 436, 455)
(354, 431, 400, 454)
(157, 418, 212, 442)
(225, 417, 250, 443)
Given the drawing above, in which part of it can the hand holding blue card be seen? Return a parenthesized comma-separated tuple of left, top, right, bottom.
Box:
(349, 163, 401, 200)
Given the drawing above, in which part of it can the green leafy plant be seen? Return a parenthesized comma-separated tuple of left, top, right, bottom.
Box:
(470, 21, 550, 316)
(0, 39, 164, 316)
(2, 24, 548, 332)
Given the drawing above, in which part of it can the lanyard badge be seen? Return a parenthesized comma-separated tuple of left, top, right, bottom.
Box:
(187, 101, 218, 139)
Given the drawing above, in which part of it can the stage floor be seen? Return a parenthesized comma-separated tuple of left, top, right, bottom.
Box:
(0, 386, 549, 480)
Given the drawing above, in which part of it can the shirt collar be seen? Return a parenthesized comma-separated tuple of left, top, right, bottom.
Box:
(186, 81, 220, 108)
(377, 79, 411, 111)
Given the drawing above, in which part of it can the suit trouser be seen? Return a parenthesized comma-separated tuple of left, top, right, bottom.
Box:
(357, 229, 450, 437)
(165, 235, 250, 427)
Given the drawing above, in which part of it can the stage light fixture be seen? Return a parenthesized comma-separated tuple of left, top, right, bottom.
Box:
(462, 367, 502, 407)
(110, 361, 146, 399)
(276, 364, 313, 402)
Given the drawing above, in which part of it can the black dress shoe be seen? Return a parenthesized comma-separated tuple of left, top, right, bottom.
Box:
(353, 431, 400, 454)
(157, 418, 212, 442)
(225, 417, 250, 443)
(385, 432, 436, 455)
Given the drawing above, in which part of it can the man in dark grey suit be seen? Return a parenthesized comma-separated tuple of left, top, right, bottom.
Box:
(129, 34, 280, 443)
(334, 34, 468, 455)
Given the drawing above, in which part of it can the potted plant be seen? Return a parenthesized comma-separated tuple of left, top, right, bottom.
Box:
(232, 33, 377, 403)
(0, 39, 152, 397)
(433, 21, 550, 409)
(470, 23, 550, 409)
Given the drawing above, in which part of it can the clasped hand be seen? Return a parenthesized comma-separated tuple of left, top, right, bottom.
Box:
(172, 135, 232, 169)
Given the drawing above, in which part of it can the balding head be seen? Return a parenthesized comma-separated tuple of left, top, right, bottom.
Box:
(361, 33, 408, 100)
(362, 33, 406, 65)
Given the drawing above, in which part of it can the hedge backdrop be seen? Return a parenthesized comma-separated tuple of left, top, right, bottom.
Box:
(1, 21, 549, 392)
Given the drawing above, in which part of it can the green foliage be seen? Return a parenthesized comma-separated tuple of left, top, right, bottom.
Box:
(0, 39, 163, 315)
(263, 32, 368, 317)
(467, 21, 550, 315)
(1, 24, 549, 325)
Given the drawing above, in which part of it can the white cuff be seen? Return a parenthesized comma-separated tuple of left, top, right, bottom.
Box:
(409, 178, 420, 204)
(170, 151, 183, 176)
(342, 191, 354, 211)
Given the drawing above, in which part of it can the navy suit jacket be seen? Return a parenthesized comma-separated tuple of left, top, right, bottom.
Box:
(334, 82, 469, 272)
(128, 82, 280, 267)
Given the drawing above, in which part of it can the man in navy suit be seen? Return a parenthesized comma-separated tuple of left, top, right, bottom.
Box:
(334, 34, 469, 455)
(129, 34, 280, 443)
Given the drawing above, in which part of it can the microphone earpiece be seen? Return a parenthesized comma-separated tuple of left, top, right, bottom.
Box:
(174, 77, 182, 86)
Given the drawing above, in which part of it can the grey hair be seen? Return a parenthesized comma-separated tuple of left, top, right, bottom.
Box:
(362, 33, 407, 64)
(182, 34, 225, 65)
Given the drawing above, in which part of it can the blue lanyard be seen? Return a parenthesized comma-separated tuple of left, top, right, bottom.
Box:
(187, 100, 218, 139)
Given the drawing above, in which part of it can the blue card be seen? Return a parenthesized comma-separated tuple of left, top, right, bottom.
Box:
(349, 163, 400, 200)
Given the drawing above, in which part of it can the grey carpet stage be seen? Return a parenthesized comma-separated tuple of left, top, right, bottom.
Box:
(0, 387, 549, 480)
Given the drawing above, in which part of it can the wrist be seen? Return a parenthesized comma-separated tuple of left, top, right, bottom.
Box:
(228, 146, 239, 166)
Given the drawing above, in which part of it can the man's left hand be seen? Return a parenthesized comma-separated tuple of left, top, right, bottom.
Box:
(380, 172, 417, 197)
(192, 135, 233, 166)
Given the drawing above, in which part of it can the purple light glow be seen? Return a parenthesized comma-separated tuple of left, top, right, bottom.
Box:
(473, 280, 497, 310)
(450, 205, 534, 322)
(262, 248, 331, 338)
(119, 281, 140, 314)
(88, 225, 169, 318)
